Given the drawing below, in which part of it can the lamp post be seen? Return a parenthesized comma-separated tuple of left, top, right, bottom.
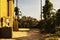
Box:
(40, 0, 42, 20)
(16, 0, 18, 7)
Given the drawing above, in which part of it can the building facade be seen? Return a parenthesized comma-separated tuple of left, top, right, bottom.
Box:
(0, 0, 14, 27)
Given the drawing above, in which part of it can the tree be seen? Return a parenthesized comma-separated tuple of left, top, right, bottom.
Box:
(38, 18, 56, 33)
(43, 0, 53, 19)
(56, 9, 60, 26)
(14, 7, 19, 15)
(18, 16, 38, 28)
(14, 7, 20, 21)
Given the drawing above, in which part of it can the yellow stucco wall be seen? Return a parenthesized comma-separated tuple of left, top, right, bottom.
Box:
(9, 0, 14, 27)
(0, 0, 7, 17)
(0, 0, 14, 27)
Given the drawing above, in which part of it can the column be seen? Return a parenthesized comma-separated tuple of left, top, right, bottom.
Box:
(9, 0, 14, 27)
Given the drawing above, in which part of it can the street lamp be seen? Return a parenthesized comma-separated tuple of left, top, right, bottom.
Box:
(16, 0, 18, 7)
(40, 0, 42, 20)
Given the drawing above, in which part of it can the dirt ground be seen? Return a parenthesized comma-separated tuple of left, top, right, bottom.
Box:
(14, 28, 45, 40)
(0, 28, 45, 40)
(0, 28, 60, 40)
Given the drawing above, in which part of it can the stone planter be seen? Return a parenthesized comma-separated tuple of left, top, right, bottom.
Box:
(0, 27, 12, 38)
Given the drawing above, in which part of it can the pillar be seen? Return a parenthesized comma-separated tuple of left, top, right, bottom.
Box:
(9, 0, 14, 27)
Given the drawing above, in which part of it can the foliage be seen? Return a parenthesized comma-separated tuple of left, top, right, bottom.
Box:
(14, 7, 20, 21)
(43, 0, 53, 19)
(38, 9, 60, 33)
(38, 17, 56, 33)
(18, 16, 38, 28)
(14, 7, 19, 15)
(56, 9, 60, 26)
(38, 0, 56, 34)
(55, 31, 60, 37)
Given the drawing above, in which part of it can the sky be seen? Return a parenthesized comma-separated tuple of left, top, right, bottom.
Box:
(14, 0, 60, 20)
